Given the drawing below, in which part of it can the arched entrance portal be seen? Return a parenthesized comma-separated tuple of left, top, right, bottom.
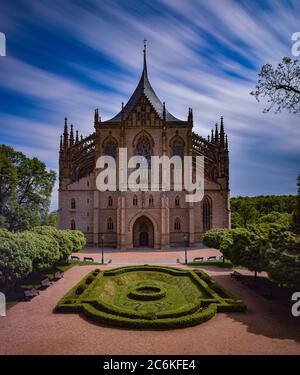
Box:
(133, 216, 154, 248)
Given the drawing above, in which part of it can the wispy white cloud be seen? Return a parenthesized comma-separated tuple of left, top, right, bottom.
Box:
(0, 0, 299, 207)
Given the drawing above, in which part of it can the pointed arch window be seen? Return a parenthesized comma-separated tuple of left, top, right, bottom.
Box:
(135, 135, 152, 164)
(108, 196, 113, 207)
(104, 140, 117, 158)
(174, 217, 181, 231)
(133, 195, 138, 207)
(71, 198, 76, 209)
(172, 137, 184, 158)
(149, 195, 154, 207)
(71, 219, 76, 230)
(107, 218, 114, 231)
(203, 197, 212, 231)
(175, 196, 180, 207)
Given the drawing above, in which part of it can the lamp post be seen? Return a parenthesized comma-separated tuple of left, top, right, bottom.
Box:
(184, 232, 188, 265)
(99, 233, 104, 264)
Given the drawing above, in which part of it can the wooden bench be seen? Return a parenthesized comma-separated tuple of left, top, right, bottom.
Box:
(230, 270, 243, 281)
(24, 288, 39, 300)
(83, 257, 94, 262)
(53, 271, 64, 280)
(207, 256, 217, 261)
(70, 255, 80, 261)
(193, 257, 204, 262)
(41, 278, 52, 288)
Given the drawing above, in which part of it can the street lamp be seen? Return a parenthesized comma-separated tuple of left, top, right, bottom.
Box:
(99, 233, 104, 264)
(184, 232, 188, 265)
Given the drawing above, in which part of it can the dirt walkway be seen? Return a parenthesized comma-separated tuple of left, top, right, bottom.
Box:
(0, 249, 299, 354)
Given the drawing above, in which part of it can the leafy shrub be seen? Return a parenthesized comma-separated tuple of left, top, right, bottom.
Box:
(64, 230, 86, 252)
(202, 228, 229, 249)
(16, 230, 60, 272)
(33, 226, 73, 262)
(0, 235, 32, 287)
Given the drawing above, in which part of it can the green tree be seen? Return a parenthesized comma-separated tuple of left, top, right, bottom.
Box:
(251, 57, 300, 114)
(64, 230, 86, 252)
(0, 145, 56, 231)
(220, 228, 268, 278)
(293, 174, 300, 232)
(237, 201, 258, 227)
(16, 231, 60, 272)
(0, 234, 32, 288)
(266, 225, 300, 288)
(33, 226, 74, 263)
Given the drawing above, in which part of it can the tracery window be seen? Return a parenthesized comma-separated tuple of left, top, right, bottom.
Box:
(104, 141, 117, 158)
(107, 218, 114, 231)
(203, 197, 212, 231)
(172, 138, 184, 158)
(135, 135, 152, 164)
(71, 198, 76, 209)
(149, 195, 154, 207)
(71, 219, 76, 230)
(174, 217, 181, 231)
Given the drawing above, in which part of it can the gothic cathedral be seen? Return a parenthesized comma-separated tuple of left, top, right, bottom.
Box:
(58, 45, 230, 249)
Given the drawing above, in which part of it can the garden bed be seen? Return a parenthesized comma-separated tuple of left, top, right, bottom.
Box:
(55, 265, 246, 329)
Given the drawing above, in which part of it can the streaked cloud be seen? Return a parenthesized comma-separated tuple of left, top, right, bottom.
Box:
(0, 0, 299, 211)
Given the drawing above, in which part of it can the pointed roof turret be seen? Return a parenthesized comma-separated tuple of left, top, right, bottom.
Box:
(105, 41, 181, 123)
(215, 123, 219, 143)
(70, 124, 74, 146)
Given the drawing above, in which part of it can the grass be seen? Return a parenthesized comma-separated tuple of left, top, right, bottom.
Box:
(2, 260, 103, 310)
(56, 265, 246, 329)
(184, 259, 233, 268)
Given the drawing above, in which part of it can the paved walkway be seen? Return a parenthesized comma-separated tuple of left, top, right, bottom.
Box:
(74, 246, 222, 264)
(0, 247, 299, 354)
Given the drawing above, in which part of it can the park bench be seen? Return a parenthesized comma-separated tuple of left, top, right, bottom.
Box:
(193, 257, 204, 262)
(53, 271, 64, 281)
(41, 278, 52, 288)
(83, 257, 94, 262)
(70, 255, 80, 261)
(230, 270, 243, 281)
(24, 288, 39, 301)
(207, 256, 217, 261)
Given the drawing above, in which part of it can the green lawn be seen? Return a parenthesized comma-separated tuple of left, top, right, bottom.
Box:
(56, 265, 246, 329)
(184, 259, 233, 268)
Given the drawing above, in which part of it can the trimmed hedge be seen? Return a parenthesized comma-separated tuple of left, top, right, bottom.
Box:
(55, 265, 246, 329)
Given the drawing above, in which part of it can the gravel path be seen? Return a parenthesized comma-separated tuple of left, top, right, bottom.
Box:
(0, 248, 299, 355)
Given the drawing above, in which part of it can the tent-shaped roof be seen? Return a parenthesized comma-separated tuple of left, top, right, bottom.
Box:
(104, 44, 182, 123)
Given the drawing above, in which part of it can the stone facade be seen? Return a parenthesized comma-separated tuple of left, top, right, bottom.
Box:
(58, 47, 230, 249)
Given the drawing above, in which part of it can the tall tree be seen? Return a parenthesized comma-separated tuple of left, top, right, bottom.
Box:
(294, 174, 300, 232)
(0, 145, 56, 231)
(251, 57, 300, 114)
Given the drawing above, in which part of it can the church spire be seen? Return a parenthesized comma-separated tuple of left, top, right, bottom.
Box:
(143, 38, 148, 77)
(75, 130, 79, 144)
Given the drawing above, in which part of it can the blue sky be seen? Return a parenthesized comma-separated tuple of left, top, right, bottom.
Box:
(0, 0, 299, 210)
